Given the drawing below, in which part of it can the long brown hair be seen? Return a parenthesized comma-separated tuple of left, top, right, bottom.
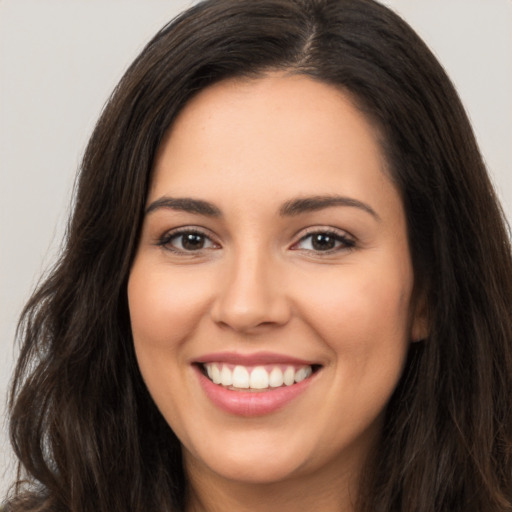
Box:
(6, 0, 512, 511)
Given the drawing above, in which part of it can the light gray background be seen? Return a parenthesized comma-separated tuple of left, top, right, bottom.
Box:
(1, 0, 511, 498)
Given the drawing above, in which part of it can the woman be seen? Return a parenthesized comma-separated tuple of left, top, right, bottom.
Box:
(5, 0, 512, 511)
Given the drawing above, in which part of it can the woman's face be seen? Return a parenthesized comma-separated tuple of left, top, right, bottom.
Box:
(128, 74, 426, 490)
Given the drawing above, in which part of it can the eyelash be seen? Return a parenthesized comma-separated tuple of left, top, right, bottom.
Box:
(156, 227, 356, 255)
(291, 228, 355, 254)
(156, 228, 218, 254)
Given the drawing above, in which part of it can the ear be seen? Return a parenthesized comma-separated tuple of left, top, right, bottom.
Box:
(410, 293, 429, 342)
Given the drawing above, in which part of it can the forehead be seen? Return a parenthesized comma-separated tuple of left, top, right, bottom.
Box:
(150, 73, 399, 219)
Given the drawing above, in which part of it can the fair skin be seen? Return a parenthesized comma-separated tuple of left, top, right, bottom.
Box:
(128, 73, 426, 512)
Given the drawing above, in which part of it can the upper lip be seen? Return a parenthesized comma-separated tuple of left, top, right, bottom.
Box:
(193, 351, 320, 366)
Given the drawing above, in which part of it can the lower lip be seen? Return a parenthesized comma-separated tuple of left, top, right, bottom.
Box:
(194, 366, 317, 416)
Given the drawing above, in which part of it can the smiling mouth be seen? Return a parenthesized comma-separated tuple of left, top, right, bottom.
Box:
(199, 363, 321, 391)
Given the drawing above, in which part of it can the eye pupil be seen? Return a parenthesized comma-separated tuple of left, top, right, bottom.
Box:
(312, 233, 335, 251)
(182, 233, 205, 250)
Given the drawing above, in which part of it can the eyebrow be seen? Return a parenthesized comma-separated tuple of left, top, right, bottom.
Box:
(279, 195, 380, 220)
(145, 194, 379, 220)
(146, 197, 222, 216)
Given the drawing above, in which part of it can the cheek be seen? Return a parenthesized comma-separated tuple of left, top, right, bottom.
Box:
(127, 262, 213, 348)
(297, 258, 413, 357)
(127, 261, 208, 430)
(311, 277, 409, 329)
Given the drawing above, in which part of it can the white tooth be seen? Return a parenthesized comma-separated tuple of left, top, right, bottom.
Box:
(211, 364, 221, 384)
(250, 366, 269, 389)
(295, 367, 309, 383)
(269, 367, 284, 388)
(206, 364, 213, 380)
(220, 365, 233, 386)
(283, 366, 295, 386)
(232, 365, 250, 388)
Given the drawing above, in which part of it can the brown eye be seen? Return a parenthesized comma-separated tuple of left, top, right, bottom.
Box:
(294, 230, 355, 253)
(180, 233, 207, 250)
(158, 230, 217, 252)
(311, 233, 336, 251)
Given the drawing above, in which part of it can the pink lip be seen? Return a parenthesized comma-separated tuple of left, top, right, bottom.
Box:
(193, 363, 319, 417)
(195, 351, 316, 366)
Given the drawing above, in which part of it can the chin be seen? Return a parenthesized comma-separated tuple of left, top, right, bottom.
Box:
(187, 450, 308, 485)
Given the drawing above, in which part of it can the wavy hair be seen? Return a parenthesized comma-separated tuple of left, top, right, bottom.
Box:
(6, 0, 512, 511)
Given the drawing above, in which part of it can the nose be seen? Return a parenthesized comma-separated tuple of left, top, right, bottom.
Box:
(210, 249, 291, 333)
